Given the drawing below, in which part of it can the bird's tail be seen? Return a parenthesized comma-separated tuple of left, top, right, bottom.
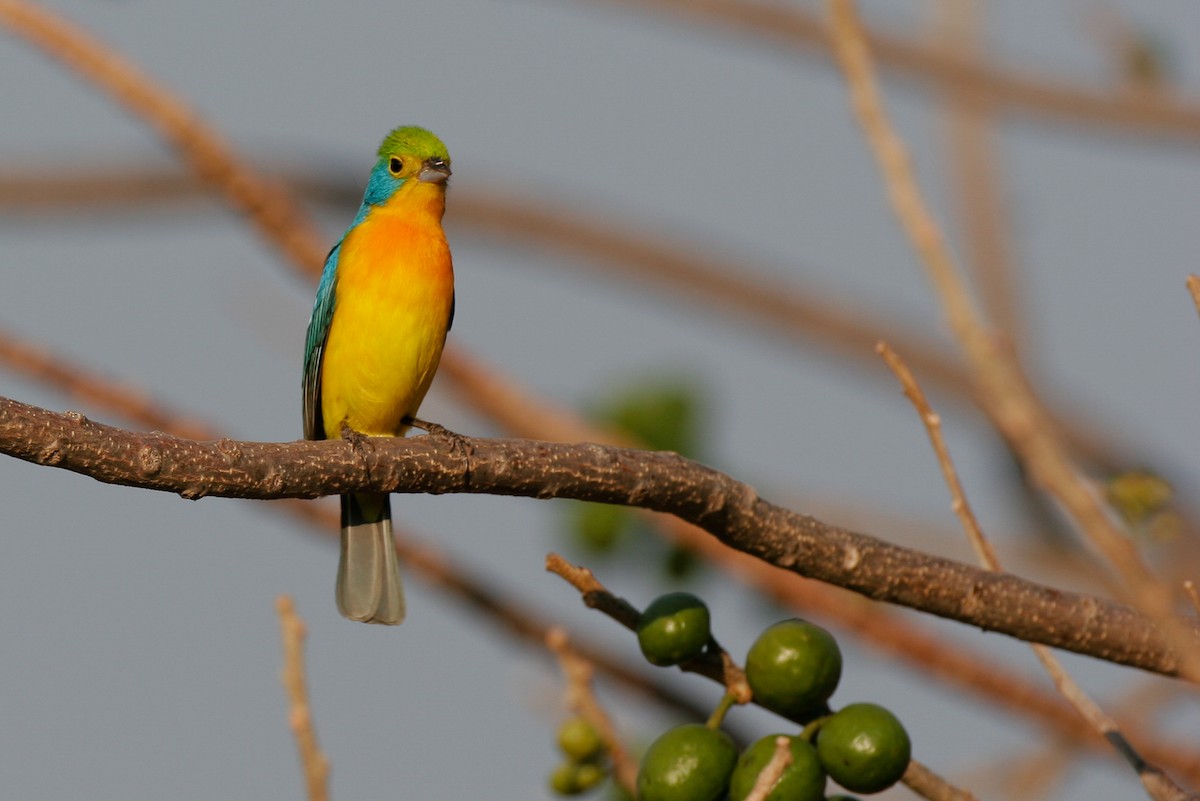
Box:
(336, 492, 406, 625)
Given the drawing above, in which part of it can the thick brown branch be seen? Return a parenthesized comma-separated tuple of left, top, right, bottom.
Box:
(0, 395, 1192, 677)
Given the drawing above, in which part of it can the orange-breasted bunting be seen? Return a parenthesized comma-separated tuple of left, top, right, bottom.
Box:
(302, 126, 455, 625)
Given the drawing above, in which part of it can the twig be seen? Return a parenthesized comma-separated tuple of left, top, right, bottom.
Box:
(876, 343, 996, 568)
(275, 596, 330, 801)
(546, 627, 639, 794)
(827, 0, 1200, 682)
(546, 554, 750, 700)
(902, 760, 980, 801)
(742, 736, 792, 801)
(545, 556, 640, 629)
(1187, 276, 1200, 319)
(879, 341, 1194, 801)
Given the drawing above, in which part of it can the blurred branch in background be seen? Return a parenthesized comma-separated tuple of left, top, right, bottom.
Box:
(593, 0, 1200, 144)
(275, 596, 331, 801)
(934, 0, 1025, 353)
(0, 0, 326, 270)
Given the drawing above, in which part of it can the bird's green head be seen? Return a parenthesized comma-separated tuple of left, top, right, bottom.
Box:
(362, 126, 451, 206)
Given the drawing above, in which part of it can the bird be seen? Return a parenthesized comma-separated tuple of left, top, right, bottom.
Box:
(302, 126, 455, 625)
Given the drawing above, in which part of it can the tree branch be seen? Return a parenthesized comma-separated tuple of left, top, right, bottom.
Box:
(594, 0, 1200, 146)
(1, 394, 1192, 677)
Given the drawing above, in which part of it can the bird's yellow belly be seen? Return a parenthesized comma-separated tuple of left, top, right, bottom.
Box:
(319, 222, 453, 439)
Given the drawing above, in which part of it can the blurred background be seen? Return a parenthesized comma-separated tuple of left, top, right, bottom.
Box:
(2, 1, 1200, 799)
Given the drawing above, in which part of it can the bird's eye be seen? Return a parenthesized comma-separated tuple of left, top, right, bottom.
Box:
(389, 156, 404, 175)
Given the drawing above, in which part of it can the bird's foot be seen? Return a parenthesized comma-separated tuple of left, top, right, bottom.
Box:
(339, 422, 373, 460)
(339, 421, 369, 444)
(405, 416, 457, 437)
(404, 416, 472, 459)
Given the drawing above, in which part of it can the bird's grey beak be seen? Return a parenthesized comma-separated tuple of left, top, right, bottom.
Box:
(418, 157, 451, 184)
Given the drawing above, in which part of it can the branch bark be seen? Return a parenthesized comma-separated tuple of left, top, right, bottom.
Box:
(0, 394, 1191, 677)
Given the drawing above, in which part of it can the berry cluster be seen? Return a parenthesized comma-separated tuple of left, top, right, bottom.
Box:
(566, 592, 911, 801)
(551, 717, 610, 795)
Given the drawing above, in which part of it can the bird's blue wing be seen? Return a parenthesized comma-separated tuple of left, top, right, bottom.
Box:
(302, 243, 341, 441)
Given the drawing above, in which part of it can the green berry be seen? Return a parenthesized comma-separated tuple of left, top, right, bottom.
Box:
(729, 735, 826, 801)
(825, 796, 863, 800)
(576, 763, 607, 791)
(637, 593, 711, 667)
(746, 620, 842, 719)
(551, 761, 607, 795)
(815, 703, 911, 794)
(552, 763, 584, 795)
(558, 717, 606, 762)
(637, 723, 737, 801)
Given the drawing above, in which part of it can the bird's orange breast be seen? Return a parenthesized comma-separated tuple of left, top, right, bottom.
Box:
(319, 186, 454, 439)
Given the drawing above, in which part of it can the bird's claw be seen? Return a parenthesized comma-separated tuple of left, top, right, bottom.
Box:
(339, 422, 372, 459)
(405, 416, 472, 459)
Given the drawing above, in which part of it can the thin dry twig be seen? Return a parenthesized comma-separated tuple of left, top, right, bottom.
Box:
(879, 340, 1193, 801)
(275, 596, 330, 801)
(546, 627, 639, 794)
(827, 0, 1200, 682)
(546, 554, 750, 701)
(1187, 276, 1200, 319)
(877, 342, 997, 567)
(901, 760, 980, 801)
(742, 736, 792, 801)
